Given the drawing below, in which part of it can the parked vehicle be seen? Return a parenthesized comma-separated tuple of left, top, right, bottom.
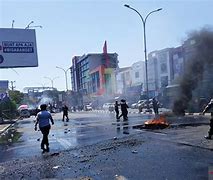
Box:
(138, 99, 152, 112)
(84, 104, 92, 111)
(108, 104, 115, 112)
(102, 103, 114, 111)
(131, 103, 138, 109)
(28, 108, 40, 116)
(19, 109, 31, 118)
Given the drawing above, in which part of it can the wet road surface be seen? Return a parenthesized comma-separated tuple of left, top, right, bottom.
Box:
(0, 111, 154, 162)
(0, 128, 212, 180)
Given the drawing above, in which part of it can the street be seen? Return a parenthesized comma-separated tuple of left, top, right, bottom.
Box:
(0, 110, 154, 163)
(0, 111, 213, 179)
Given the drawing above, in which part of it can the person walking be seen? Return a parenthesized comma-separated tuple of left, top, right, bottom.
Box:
(152, 97, 159, 115)
(62, 105, 69, 122)
(34, 104, 54, 153)
(114, 100, 120, 119)
(202, 98, 213, 139)
(118, 99, 129, 121)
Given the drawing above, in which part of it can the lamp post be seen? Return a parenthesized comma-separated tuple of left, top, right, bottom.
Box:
(124, 4, 162, 99)
(11, 20, 15, 28)
(25, 21, 42, 29)
(56, 66, 70, 91)
(27, 25, 42, 29)
(44, 76, 59, 89)
(25, 21, 34, 29)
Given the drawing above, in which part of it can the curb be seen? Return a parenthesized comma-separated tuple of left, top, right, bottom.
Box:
(0, 119, 18, 135)
(170, 122, 209, 128)
(0, 124, 13, 135)
(176, 141, 213, 151)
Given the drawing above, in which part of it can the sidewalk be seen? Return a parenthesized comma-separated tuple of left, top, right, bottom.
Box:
(158, 124, 213, 151)
(136, 114, 213, 151)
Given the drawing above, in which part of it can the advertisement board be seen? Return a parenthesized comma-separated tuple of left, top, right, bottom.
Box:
(0, 80, 9, 90)
(0, 28, 38, 68)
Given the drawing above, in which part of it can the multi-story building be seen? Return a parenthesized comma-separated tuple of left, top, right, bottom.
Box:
(147, 48, 174, 97)
(70, 52, 118, 105)
(131, 61, 145, 87)
(171, 46, 184, 81)
(116, 67, 132, 95)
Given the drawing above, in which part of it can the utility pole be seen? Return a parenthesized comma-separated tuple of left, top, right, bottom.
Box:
(10, 81, 16, 91)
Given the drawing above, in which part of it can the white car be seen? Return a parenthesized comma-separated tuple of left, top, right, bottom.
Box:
(84, 105, 92, 111)
(131, 103, 138, 109)
(102, 103, 114, 111)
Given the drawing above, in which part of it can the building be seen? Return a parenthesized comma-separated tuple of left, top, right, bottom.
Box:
(171, 46, 184, 81)
(116, 67, 132, 95)
(70, 52, 118, 106)
(131, 61, 145, 87)
(147, 48, 174, 97)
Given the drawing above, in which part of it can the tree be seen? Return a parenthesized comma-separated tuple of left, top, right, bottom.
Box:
(8, 90, 24, 105)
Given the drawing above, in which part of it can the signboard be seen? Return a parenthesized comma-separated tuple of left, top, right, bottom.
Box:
(0, 28, 38, 68)
(0, 80, 9, 90)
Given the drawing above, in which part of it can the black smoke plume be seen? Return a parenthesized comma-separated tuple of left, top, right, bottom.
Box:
(173, 27, 213, 115)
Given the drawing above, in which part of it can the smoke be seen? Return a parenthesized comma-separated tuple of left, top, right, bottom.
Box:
(173, 27, 213, 115)
(38, 94, 53, 106)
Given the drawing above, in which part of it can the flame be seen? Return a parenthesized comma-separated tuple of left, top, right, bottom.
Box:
(144, 115, 169, 126)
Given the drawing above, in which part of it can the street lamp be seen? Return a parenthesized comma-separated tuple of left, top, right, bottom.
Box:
(25, 21, 42, 29)
(124, 4, 162, 99)
(44, 76, 59, 89)
(27, 25, 42, 29)
(56, 66, 70, 91)
(25, 21, 34, 29)
(11, 20, 15, 28)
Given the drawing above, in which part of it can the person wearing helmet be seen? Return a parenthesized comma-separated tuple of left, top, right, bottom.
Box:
(114, 100, 120, 119)
(118, 99, 129, 121)
(202, 99, 213, 139)
(152, 97, 159, 115)
(62, 104, 69, 122)
(34, 104, 54, 153)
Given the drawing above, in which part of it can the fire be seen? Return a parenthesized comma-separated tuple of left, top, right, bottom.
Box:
(144, 115, 169, 129)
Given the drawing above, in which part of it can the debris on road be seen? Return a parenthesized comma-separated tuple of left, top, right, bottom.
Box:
(52, 165, 61, 169)
(50, 152, 60, 156)
(131, 150, 138, 154)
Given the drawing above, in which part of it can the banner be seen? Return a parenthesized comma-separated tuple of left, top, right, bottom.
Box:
(0, 28, 38, 68)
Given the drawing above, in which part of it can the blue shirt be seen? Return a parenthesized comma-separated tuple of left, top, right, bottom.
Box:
(36, 110, 53, 128)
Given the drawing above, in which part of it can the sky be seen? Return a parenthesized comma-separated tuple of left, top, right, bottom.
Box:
(0, 0, 213, 92)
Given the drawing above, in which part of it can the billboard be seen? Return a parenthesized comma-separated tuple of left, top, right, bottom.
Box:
(0, 80, 9, 90)
(0, 28, 38, 68)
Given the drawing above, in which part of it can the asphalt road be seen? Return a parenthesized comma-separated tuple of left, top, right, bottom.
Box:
(0, 111, 154, 163)
(0, 111, 213, 179)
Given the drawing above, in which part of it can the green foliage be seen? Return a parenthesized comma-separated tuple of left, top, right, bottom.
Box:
(8, 90, 24, 105)
(0, 99, 17, 119)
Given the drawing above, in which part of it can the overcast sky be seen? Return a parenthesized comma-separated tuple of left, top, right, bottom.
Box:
(0, 0, 213, 91)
